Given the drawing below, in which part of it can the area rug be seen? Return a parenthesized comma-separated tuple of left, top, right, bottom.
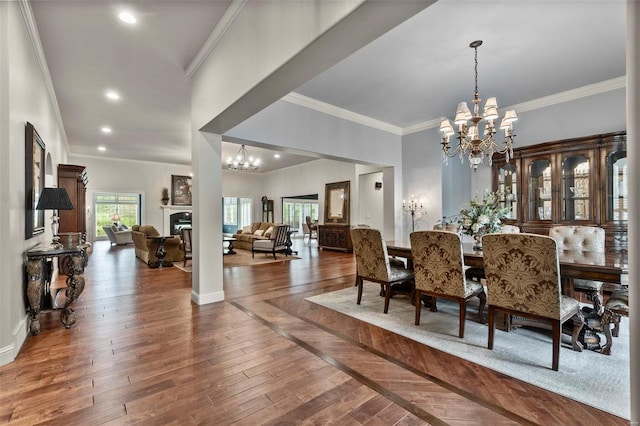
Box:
(173, 249, 300, 272)
(306, 286, 630, 419)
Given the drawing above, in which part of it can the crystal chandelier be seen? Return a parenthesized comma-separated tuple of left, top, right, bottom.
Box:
(227, 144, 261, 171)
(439, 40, 517, 171)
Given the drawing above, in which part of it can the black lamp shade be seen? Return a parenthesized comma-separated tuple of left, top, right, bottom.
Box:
(36, 187, 74, 210)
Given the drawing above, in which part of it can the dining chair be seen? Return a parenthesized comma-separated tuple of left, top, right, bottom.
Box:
(483, 233, 583, 371)
(350, 228, 414, 314)
(549, 225, 605, 311)
(410, 230, 486, 338)
(252, 225, 290, 259)
(305, 216, 318, 245)
(180, 228, 192, 267)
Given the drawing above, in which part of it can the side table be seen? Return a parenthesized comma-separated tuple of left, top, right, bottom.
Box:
(25, 243, 89, 335)
(147, 236, 174, 268)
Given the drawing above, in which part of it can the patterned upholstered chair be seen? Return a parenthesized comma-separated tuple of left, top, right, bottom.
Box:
(483, 233, 583, 371)
(410, 231, 486, 338)
(549, 225, 605, 311)
(350, 228, 414, 314)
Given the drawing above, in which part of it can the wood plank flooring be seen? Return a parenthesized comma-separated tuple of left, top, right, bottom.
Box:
(0, 239, 627, 425)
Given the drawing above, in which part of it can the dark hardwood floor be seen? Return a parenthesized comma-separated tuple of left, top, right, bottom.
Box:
(0, 238, 627, 425)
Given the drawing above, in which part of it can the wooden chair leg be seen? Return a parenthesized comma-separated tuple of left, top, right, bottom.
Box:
(430, 297, 437, 312)
(458, 299, 466, 338)
(487, 306, 495, 349)
(552, 320, 561, 371)
(477, 290, 486, 319)
(383, 284, 391, 314)
(414, 290, 422, 325)
(356, 276, 363, 305)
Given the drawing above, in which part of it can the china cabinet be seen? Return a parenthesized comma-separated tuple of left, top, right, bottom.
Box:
(58, 164, 88, 241)
(492, 131, 626, 253)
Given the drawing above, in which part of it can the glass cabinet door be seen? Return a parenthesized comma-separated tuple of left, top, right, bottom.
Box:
(605, 149, 627, 222)
(497, 163, 518, 220)
(528, 159, 552, 220)
(561, 154, 590, 221)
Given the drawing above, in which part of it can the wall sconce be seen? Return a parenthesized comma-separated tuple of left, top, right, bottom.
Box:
(375, 182, 382, 190)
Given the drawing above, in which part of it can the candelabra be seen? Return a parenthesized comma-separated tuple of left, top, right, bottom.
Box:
(402, 196, 423, 233)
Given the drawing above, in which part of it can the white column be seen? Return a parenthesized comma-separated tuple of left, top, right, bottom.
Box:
(190, 129, 224, 304)
(627, 1, 639, 423)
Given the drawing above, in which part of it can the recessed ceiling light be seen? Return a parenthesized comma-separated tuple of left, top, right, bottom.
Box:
(105, 90, 120, 101)
(274, 154, 280, 159)
(98, 146, 107, 152)
(101, 127, 112, 134)
(118, 11, 137, 24)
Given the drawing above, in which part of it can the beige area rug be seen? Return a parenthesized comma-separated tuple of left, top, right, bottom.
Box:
(306, 286, 630, 419)
(173, 249, 299, 272)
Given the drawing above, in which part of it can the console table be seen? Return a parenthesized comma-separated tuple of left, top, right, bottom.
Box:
(25, 243, 89, 335)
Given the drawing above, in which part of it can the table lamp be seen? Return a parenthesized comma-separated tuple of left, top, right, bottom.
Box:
(111, 213, 120, 225)
(36, 187, 74, 248)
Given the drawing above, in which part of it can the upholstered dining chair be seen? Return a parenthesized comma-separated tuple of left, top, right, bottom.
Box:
(350, 227, 414, 314)
(549, 225, 605, 311)
(180, 228, 192, 267)
(483, 233, 583, 371)
(252, 225, 290, 259)
(410, 230, 486, 338)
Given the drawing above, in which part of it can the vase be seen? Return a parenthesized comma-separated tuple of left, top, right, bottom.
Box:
(473, 234, 483, 251)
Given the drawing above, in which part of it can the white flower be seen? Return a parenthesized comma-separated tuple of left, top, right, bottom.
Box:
(471, 223, 480, 233)
(463, 218, 472, 227)
(477, 214, 490, 225)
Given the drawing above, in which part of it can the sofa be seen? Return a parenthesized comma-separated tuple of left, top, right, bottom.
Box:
(231, 222, 278, 251)
(131, 225, 183, 265)
(103, 224, 133, 246)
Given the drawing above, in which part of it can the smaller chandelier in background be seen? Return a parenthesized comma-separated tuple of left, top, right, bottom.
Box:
(439, 40, 517, 171)
(227, 144, 261, 172)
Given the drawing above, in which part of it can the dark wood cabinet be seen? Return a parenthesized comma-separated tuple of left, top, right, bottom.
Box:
(57, 164, 88, 240)
(492, 132, 627, 252)
(318, 224, 353, 252)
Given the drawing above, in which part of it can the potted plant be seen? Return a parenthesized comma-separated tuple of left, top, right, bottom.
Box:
(161, 188, 169, 205)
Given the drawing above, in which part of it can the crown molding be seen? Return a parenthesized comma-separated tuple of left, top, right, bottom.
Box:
(18, 0, 69, 151)
(186, 0, 248, 77)
(510, 76, 626, 113)
(285, 76, 626, 137)
(282, 92, 403, 135)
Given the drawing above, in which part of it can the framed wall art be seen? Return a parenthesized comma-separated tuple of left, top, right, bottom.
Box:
(171, 175, 192, 206)
(25, 122, 46, 239)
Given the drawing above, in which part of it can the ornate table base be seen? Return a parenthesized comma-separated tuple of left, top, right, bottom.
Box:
(25, 244, 88, 335)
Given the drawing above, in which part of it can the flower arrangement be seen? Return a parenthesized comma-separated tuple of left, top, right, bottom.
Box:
(458, 190, 509, 243)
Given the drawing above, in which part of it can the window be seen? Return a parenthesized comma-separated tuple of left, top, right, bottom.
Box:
(94, 192, 140, 237)
(223, 197, 252, 233)
(282, 196, 319, 232)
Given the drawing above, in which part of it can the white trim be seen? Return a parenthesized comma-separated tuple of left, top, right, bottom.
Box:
(186, 0, 248, 77)
(18, 0, 69, 152)
(285, 76, 626, 137)
(0, 317, 28, 367)
(282, 92, 403, 135)
(191, 290, 225, 305)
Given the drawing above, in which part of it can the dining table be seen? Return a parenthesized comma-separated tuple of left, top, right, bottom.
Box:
(386, 239, 628, 354)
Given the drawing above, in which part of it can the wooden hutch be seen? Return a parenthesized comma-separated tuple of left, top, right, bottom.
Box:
(57, 164, 88, 240)
(492, 131, 627, 255)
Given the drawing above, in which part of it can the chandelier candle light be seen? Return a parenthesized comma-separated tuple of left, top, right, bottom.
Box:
(439, 40, 517, 171)
(227, 144, 261, 171)
(403, 195, 423, 233)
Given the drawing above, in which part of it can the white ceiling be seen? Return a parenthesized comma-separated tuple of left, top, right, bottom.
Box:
(31, 0, 627, 171)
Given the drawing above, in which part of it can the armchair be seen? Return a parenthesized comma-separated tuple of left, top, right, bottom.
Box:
(103, 225, 133, 246)
(252, 225, 290, 259)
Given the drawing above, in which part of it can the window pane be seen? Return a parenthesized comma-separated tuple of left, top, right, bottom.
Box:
(94, 192, 140, 237)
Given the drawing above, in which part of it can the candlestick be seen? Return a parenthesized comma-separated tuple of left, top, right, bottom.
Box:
(402, 195, 423, 233)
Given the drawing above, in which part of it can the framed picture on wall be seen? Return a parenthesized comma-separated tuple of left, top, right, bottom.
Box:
(25, 122, 46, 239)
(171, 175, 192, 206)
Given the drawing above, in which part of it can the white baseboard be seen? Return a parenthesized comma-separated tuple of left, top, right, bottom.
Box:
(0, 316, 28, 367)
(191, 290, 224, 305)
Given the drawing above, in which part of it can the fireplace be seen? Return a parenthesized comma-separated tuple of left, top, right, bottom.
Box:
(169, 212, 192, 235)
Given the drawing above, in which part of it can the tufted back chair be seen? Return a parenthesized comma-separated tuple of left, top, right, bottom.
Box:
(483, 233, 582, 371)
(549, 225, 604, 252)
(410, 231, 486, 337)
(549, 225, 605, 311)
(500, 225, 521, 234)
(350, 228, 414, 314)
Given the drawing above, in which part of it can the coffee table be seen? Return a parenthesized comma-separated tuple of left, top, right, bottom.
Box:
(223, 237, 236, 255)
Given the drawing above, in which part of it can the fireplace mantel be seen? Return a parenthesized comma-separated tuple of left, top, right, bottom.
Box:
(161, 205, 192, 235)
